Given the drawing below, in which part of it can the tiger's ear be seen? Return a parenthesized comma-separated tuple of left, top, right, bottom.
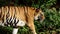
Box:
(35, 8, 40, 13)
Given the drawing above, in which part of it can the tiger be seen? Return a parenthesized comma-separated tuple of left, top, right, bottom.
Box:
(0, 6, 45, 34)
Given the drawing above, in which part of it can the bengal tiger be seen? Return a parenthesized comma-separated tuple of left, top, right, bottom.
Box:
(0, 6, 45, 34)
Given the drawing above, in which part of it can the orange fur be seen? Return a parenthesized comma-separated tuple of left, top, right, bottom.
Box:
(0, 6, 45, 34)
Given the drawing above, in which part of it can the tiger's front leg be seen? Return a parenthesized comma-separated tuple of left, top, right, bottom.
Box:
(27, 16, 37, 34)
(27, 15, 37, 34)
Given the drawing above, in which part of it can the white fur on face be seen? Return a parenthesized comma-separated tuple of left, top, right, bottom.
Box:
(12, 28, 18, 34)
(34, 16, 38, 20)
(17, 20, 26, 27)
(34, 13, 40, 20)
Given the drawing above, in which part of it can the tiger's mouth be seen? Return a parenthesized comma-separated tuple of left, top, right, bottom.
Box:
(34, 14, 45, 22)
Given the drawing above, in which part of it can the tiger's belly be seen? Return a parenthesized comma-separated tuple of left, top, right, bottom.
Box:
(0, 6, 27, 27)
(0, 18, 26, 27)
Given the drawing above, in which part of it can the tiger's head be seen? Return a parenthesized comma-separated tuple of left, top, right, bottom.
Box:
(34, 8, 45, 22)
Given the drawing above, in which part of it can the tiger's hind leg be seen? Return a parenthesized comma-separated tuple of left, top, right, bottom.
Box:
(12, 28, 18, 34)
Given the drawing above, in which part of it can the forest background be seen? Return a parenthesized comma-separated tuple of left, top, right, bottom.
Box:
(0, 0, 60, 34)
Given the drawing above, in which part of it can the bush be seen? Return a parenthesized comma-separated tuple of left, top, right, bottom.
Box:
(0, 0, 60, 34)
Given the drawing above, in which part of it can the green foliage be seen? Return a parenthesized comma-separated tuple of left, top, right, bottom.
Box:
(0, 0, 60, 34)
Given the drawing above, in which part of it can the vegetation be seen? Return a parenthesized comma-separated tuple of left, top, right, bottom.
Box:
(0, 0, 60, 34)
